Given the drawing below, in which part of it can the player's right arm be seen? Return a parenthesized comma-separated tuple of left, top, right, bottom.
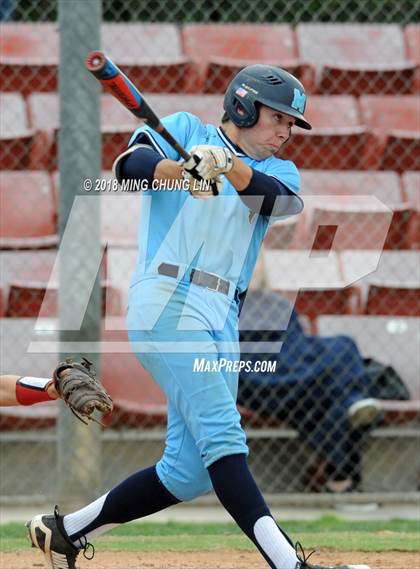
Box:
(113, 112, 199, 187)
(121, 148, 183, 184)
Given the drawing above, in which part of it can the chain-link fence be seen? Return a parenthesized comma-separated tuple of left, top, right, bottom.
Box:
(0, 0, 419, 506)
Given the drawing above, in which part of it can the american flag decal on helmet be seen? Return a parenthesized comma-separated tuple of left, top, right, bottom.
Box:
(235, 87, 248, 97)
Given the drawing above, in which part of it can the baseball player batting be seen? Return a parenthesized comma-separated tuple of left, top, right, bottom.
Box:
(27, 64, 370, 569)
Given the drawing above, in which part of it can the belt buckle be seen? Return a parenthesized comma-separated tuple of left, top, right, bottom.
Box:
(204, 272, 221, 292)
(213, 275, 229, 295)
(191, 269, 228, 295)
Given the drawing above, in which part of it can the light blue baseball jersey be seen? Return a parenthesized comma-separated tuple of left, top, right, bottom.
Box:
(128, 111, 301, 294)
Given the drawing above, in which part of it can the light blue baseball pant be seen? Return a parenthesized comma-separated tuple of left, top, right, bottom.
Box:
(126, 275, 248, 501)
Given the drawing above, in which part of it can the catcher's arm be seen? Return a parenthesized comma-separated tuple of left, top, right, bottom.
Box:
(1, 373, 60, 406)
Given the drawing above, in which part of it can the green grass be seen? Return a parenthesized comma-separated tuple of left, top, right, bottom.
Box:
(2, 516, 419, 553)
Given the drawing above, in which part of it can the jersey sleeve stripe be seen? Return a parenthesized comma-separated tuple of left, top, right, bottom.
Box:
(132, 130, 168, 158)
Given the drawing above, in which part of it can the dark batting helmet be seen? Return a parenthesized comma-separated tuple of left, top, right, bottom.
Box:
(223, 64, 311, 130)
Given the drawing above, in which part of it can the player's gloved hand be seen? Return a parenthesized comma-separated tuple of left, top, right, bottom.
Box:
(53, 357, 113, 425)
(179, 155, 222, 198)
(187, 145, 234, 179)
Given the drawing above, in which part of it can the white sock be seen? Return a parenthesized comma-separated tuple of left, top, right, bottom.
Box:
(63, 493, 118, 546)
(254, 516, 298, 569)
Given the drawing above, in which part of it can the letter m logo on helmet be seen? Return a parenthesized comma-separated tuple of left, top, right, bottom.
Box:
(291, 88, 306, 113)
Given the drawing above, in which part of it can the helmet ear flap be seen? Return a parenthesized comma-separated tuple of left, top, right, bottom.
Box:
(226, 96, 259, 128)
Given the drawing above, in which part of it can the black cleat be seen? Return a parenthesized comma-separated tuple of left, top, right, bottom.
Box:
(295, 542, 371, 569)
(26, 505, 94, 569)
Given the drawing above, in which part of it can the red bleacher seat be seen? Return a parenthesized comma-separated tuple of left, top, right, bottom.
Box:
(0, 24, 58, 94)
(100, 96, 139, 169)
(341, 249, 420, 316)
(0, 317, 59, 429)
(359, 96, 420, 172)
(26, 93, 59, 170)
(6, 281, 121, 318)
(366, 284, 419, 316)
(0, 93, 38, 170)
(102, 24, 188, 93)
(264, 215, 305, 250)
(300, 170, 410, 250)
(30, 93, 226, 169)
(0, 171, 57, 249)
(27, 92, 59, 165)
(297, 24, 416, 95)
(341, 250, 420, 289)
(29, 93, 135, 170)
(401, 171, 420, 249)
(0, 250, 56, 306)
(0, 400, 59, 430)
(264, 249, 359, 324)
(301, 170, 403, 204)
(147, 94, 224, 125)
(6, 282, 58, 318)
(280, 96, 368, 170)
(404, 25, 420, 93)
(181, 24, 312, 93)
(51, 171, 140, 247)
(402, 171, 420, 206)
(101, 319, 167, 428)
(405, 24, 420, 64)
(317, 315, 420, 423)
(309, 206, 397, 252)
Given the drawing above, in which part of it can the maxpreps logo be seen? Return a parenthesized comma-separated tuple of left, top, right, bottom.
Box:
(193, 358, 277, 374)
(291, 88, 306, 113)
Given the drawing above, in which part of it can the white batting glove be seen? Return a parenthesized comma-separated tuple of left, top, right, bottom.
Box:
(181, 167, 222, 199)
(186, 145, 234, 179)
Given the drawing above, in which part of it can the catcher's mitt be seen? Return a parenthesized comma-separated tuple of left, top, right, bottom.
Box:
(53, 357, 113, 425)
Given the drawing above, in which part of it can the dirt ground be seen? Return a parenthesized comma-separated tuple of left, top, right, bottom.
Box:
(1, 549, 418, 569)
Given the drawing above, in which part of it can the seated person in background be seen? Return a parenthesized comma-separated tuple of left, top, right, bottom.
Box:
(237, 290, 408, 493)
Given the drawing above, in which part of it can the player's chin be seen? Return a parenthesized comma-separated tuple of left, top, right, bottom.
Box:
(253, 148, 275, 160)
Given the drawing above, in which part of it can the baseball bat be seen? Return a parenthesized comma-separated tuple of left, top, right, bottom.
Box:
(85, 51, 191, 161)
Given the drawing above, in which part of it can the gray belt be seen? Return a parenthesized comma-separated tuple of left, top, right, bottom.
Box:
(158, 263, 230, 296)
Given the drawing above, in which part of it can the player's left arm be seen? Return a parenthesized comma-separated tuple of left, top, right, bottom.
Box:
(114, 112, 199, 186)
(229, 157, 303, 217)
(184, 146, 302, 217)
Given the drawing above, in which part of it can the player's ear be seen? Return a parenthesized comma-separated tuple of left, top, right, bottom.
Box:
(236, 102, 246, 116)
